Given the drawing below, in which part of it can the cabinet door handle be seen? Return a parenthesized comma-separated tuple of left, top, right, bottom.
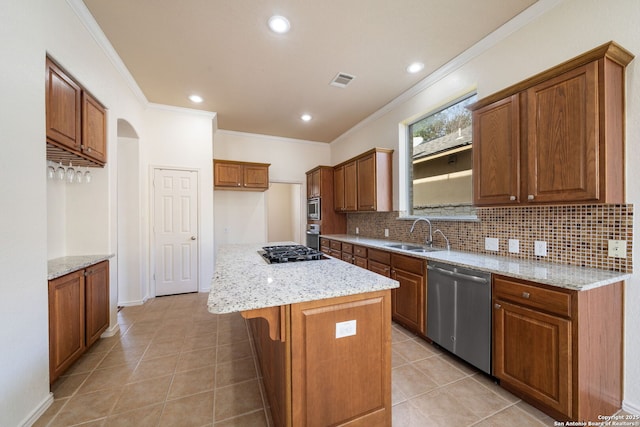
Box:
(521, 292, 530, 299)
(509, 196, 516, 201)
(527, 195, 535, 200)
(494, 303, 501, 309)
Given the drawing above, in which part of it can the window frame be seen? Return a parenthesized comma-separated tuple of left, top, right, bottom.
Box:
(402, 92, 478, 221)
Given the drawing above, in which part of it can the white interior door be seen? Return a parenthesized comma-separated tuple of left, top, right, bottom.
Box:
(153, 168, 199, 296)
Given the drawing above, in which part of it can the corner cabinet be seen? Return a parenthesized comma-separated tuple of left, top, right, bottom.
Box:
(469, 41, 634, 206)
(46, 56, 107, 167)
(213, 159, 270, 191)
(333, 148, 393, 212)
(49, 260, 110, 383)
(492, 275, 623, 421)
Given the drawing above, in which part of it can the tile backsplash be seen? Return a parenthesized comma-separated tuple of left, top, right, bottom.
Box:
(346, 204, 633, 273)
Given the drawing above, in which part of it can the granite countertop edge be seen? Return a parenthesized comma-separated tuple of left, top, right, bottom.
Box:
(48, 254, 115, 280)
(321, 234, 630, 291)
(208, 243, 399, 314)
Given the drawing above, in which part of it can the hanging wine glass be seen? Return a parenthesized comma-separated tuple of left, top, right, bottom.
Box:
(66, 162, 75, 184)
(75, 168, 83, 184)
(56, 162, 66, 181)
(47, 162, 55, 180)
(84, 167, 92, 184)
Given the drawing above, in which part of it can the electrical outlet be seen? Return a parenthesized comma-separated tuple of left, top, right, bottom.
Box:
(355, 227, 359, 234)
(508, 239, 519, 254)
(335, 320, 356, 339)
(485, 237, 499, 252)
(608, 240, 627, 258)
(534, 241, 547, 257)
(384, 229, 389, 237)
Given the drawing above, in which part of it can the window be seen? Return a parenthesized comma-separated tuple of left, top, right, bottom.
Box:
(407, 93, 477, 217)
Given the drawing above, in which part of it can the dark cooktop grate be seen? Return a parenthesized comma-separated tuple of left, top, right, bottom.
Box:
(259, 245, 326, 264)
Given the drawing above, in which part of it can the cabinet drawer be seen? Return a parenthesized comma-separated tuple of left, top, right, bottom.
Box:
(320, 238, 330, 248)
(368, 260, 391, 277)
(342, 243, 353, 254)
(330, 240, 342, 251)
(368, 248, 391, 264)
(330, 250, 342, 259)
(354, 256, 367, 269)
(354, 246, 367, 257)
(341, 253, 354, 263)
(391, 253, 424, 275)
(493, 275, 573, 318)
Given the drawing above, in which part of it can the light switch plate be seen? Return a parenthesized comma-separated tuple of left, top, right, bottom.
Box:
(485, 237, 499, 252)
(534, 241, 547, 257)
(384, 229, 389, 237)
(355, 227, 359, 234)
(336, 320, 357, 339)
(508, 239, 519, 254)
(608, 240, 627, 258)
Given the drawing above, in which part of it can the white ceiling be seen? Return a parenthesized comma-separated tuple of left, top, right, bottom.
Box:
(82, 0, 539, 142)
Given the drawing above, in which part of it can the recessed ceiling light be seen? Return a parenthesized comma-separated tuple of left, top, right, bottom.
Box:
(189, 94, 203, 103)
(406, 62, 425, 74)
(268, 15, 290, 34)
(301, 114, 312, 122)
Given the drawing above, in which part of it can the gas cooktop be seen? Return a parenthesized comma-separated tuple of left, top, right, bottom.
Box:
(259, 245, 326, 264)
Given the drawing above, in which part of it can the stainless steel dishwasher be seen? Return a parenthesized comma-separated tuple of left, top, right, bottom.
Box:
(427, 261, 492, 375)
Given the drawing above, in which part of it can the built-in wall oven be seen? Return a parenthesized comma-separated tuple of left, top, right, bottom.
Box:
(305, 224, 320, 250)
(307, 198, 320, 221)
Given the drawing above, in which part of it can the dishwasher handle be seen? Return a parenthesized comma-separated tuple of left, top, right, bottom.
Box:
(427, 264, 489, 284)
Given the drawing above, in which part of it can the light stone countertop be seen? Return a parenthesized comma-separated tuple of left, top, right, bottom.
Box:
(48, 254, 114, 280)
(207, 243, 399, 314)
(322, 234, 630, 291)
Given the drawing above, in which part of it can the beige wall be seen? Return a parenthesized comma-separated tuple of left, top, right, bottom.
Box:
(213, 130, 330, 256)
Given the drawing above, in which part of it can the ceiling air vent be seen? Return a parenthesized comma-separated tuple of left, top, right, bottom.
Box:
(330, 72, 355, 88)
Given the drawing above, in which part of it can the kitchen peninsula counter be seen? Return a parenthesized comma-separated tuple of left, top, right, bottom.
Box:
(208, 243, 398, 427)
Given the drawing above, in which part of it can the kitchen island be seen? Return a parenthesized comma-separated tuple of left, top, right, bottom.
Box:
(208, 243, 399, 427)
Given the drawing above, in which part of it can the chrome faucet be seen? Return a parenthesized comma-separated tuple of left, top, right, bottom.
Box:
(434, 229, 450, 251)
(410, 217, 432, 247)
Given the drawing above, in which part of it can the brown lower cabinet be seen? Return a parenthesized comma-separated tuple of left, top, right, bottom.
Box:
(492, 275, 622, 421)
(243, 290, 392, 427)
(390, 254, 425, 335)
(48, 260, 109, 383)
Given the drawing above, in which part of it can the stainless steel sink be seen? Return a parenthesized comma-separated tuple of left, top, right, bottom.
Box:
(384, 243, 425, 251)
(409, 247, 442, 253)
(384, 243, 443, 253)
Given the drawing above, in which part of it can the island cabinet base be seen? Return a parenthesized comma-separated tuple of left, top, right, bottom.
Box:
(243, 290, 392, 427)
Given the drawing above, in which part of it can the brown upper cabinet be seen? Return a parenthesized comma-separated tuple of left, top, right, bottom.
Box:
(469, 41, 634, 206)
(306, 167, 321, 198)
(333, 148, 393, 212)
(46, 56, 107, 167)
(213, 159, 270, 191)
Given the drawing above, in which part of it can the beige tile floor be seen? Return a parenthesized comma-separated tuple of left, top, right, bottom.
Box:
(32, 292, 602, 426)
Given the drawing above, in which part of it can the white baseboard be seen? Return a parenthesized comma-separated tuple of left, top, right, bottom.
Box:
(101, 323, 120, 338)
(21, 392, 53, 427)
(623, 399, 640, 415)
(117, 298, 147, 307)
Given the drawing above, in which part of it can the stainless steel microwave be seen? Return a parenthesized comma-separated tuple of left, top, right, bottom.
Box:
(307, 198, 320, 221)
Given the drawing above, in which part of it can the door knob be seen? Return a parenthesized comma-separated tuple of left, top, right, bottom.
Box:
(191, 236, 197, 240)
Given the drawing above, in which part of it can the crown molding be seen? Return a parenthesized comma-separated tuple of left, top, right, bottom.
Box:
(147, 102, 217, 118)
(66, 0, 148, 106)
(216, 129, 328, 147)
(330, 0, 564, 145)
